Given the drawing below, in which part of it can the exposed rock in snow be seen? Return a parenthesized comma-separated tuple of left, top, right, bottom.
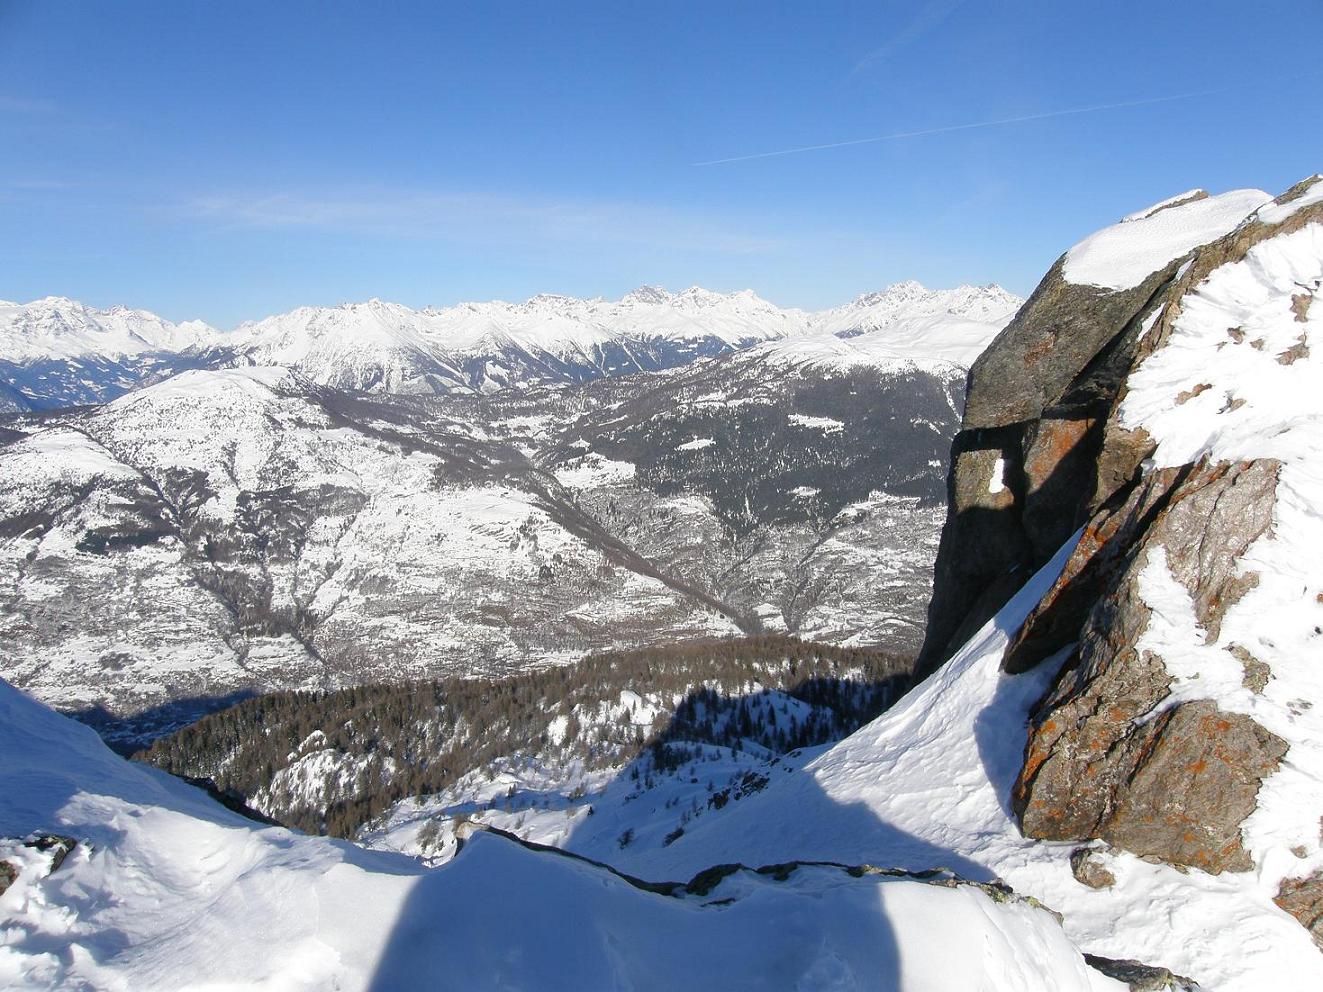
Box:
(894, 174, 1323, 984)
(1012, 461, 1289, 872)
(556, 177, 1321, 990)
(580, 528, 1322, 989)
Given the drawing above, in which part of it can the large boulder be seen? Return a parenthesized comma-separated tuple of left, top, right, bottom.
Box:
(920, 175, 1323, 949)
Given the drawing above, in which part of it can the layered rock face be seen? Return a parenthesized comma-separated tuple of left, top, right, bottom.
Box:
(921, 177, 1323, 946)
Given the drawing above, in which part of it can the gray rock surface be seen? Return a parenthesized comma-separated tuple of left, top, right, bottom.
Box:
(1276, 870, 1323, 951)
(1083, 954, 1201, 991)
(918, 253, 1184, 675)
(1068, 847, 1116, 889)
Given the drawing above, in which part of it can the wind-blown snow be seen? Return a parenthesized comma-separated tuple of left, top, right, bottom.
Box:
(0, 678, 1112, 991)
(1064, 188, 1272, 291)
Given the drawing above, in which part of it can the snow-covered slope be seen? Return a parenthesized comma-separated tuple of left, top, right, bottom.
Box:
(0, 367, 743, 733)
(550, 536, 1318, 990)
(0, 677, 1116, 992)
(811, 281, 1023, 365)
(1, 343, 969, 737)
(224, 299, 469, 394)
(225, 288, 798, 394)
(745, 326, 969, 377)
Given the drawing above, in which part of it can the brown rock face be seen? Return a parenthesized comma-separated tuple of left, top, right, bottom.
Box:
(921, 176, 1323, 676)
(1277, 872, 1323, 951)
(1106, 702, 1285, 872)
(917, 176, 1323, 942)
(1004, 457, 1280, 674)
(1011, 458, 1286, 872)
(902, 175, 1323, 963)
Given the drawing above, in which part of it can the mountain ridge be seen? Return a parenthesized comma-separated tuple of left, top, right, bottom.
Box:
(0, 282, 1022, 408)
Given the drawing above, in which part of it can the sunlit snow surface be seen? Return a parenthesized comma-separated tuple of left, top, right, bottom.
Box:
(217, 282, 1021, 396)
(1064, 188, 1272, 291)
(1118, 214, 1323, 947)
(509, 530, 1319, 990)
(0, 679, 1114, 991)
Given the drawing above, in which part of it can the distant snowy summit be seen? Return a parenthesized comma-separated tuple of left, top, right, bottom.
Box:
(0, 296, 219, 362)
(0, 283, 1023, 408)
(0, 298, 224, 412)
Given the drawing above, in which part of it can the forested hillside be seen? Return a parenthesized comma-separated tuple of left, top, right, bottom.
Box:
(140, 636, 912, 837)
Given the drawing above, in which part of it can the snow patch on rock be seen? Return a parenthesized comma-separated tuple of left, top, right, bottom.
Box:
(1064, 188, 1272, 291)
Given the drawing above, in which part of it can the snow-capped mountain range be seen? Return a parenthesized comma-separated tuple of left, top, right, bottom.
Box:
(89, 177, 1322, 991)
(2, 178, 1319, 991)
(0, 282, 1021, 409)
(0, 297, 217, 361)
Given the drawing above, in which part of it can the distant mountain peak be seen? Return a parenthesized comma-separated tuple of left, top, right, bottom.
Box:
(1, 282, 1025, 406)
(619, 285, 673, 305)
(0, 296, 220, 362)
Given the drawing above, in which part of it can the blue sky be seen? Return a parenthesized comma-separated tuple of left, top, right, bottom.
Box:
(1, 0, 1319, 328)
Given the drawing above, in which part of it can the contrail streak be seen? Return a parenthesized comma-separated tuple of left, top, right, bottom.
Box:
(692, 88, 1230, 167)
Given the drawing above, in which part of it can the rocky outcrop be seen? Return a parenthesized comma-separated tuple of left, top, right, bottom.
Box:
(915, 182, 1321, 674)
(25, 833, 78, 873)
(1005, 456, 1288, 872)
(0, 833, 79, 900)
(1069, 847, 1116, 889)
(920, 177, 1323, 947)
(1019, 695, 1285, 872)
(1083, 954, 1200, 992)
(0, 859, 17, 897)
(918, 253, 1192, 675)
(1277, 871, 1323, 951)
